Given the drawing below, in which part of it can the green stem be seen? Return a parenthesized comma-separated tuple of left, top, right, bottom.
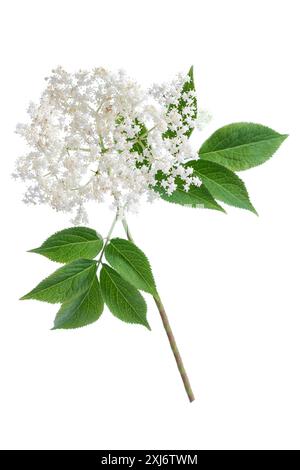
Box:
(121, 217, 195, 403)
(69, 147, 90, 152)
(98, 211, 119, 266)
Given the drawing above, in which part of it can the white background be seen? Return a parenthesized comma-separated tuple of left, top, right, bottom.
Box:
(0, 0, 299, 450)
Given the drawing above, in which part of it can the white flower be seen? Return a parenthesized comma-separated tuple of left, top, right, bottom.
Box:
(195, 110, 212, 131)
(14, 66, 211, 222)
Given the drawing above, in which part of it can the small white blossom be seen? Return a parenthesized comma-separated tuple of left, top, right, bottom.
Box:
(195, 109, 212, 131)
(14, 66, 211, 222)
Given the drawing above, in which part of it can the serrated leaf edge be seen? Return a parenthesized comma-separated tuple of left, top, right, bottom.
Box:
(105, 238, 158, 297)
(101, 265, 151, 330)
(20, 259, 97, 302)
(189, 161, 258, 215)
(52, 276, 103, 330)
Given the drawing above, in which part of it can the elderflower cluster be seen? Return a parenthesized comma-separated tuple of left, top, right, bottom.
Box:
(14, 67, 211, 223)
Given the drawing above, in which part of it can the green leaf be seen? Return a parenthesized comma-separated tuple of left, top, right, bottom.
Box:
(105, 238, 158, 296)
(20, 259, 97, 304)
(100, 264, 150, 329)
(164, 66, 197, 139)
(199, 123, 288, 171)
(52, 277, 104, 330)
(188, 160, 257, 214)
(29, 227, 103, 263)
(156, 178, 225, 212)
